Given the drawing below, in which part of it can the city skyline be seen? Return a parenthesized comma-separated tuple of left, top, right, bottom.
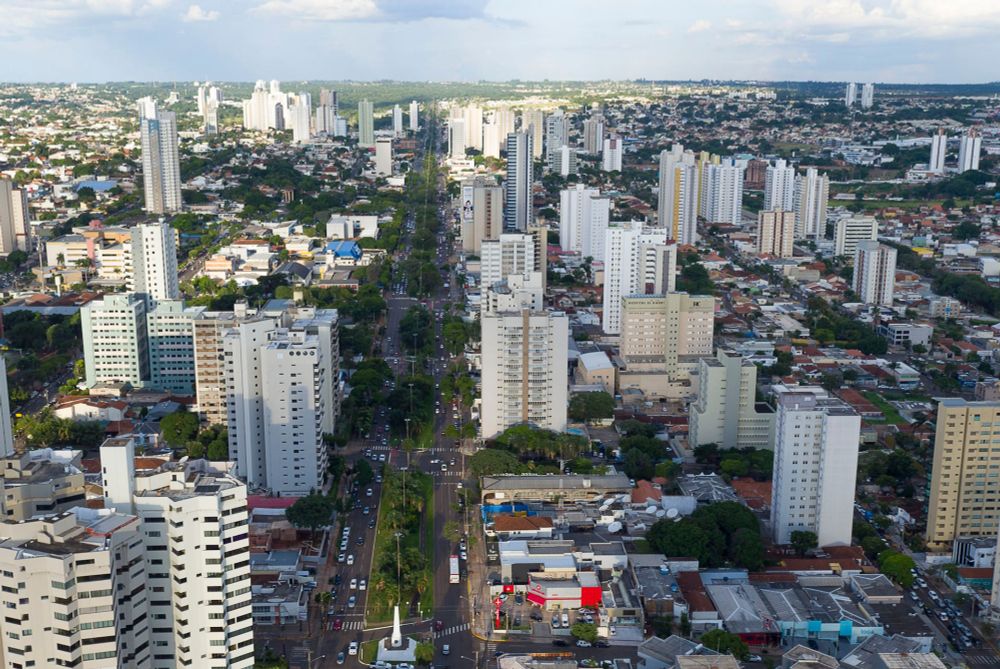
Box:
(1, 0, 1000, 83)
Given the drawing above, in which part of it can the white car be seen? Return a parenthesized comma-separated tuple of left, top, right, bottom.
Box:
(347, 555, 355, 566)
(338, 553, 345, 563)
(360, 579, 367, 591)
(348, 641, 359, 656)
(442, 644, 450, 655)
(350, 578, 358, 589)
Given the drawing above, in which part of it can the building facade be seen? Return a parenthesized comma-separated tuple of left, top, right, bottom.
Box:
(0, 178, 31, 256)
(81, 292, 150, 388)
(601, 222, 672, 334)
(757, 210, 796, 258)
(763, 159, 795, 212)
(559, 184, 610, 262)
(504, 131, 534, 231)
(130, 221, 181, 306)
(834, 215, 878, 258)
(138, 97, 182, 215)
(690, 349, 775, 450)
(853, 241, 897, 306)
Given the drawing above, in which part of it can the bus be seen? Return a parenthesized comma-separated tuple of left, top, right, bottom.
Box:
(449, 555, 460, 584)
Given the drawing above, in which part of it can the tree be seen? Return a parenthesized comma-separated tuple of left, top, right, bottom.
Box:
(790, 530, 818, 557)
(468, 448, 521, 476)
(159, 410, 199, 448)
(570, 622, 598, 643)
(622, 449, 655, 481)
(285, 493, 333, 539)
(730, 528, 765, 571)
(878, 550, 916, 588)
(568, 392, 615, 423)
(679, 612, 691, 637)
(354, 459, 374, 487)
(700, 629, 749, 660)
(647, 518, 710, 563)
(414, 641, 435, 665)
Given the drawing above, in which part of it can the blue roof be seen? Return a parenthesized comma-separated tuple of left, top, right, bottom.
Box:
(325, 240, 362, 259)
(74, 179, 118, 192)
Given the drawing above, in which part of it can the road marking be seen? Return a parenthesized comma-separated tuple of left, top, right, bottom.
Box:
(433, 622, 471, 639)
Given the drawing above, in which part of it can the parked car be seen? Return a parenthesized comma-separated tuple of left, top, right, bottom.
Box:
(348, 641, 358, 656)
(552, 640, 568, 647)
(577, 640, 592, 647)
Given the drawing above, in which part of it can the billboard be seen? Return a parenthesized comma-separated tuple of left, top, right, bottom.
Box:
(462, 185, 474, 223)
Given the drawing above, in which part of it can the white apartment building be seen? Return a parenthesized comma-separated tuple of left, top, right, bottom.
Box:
(481, 233, 536, 288)
(545, 110, 569, 160)
(559, 184, 610, 262)
(480, 310, 568, 438)
(757, 210, 796, 258)
(0, 178, 31, 256)
(409, 100, 419, 131)
(701, 162, 744, 225)
(958, 129, 982, 173)
(101, 438, 255, 669)
(289, 92, 311, 143)
(146, 299, 200, 395)
(601, 221, 672, 334)
(392, 104, 403, 136)
(764, 159, 796, 212)
(504, 131, 534, 231)
(582, 116, 604, 154)
(460, 177, 503, 254)
(241, 80, 293, 131)
(463, 105, 484, 152)
(929, 129, 948, 174)
(853, 241, 897, 306)
(602, 135, 623, 172)
(619, 293, 715, 378)
(138, 97, 182, 215)
(81, 292, 149, 388)
(549, 145, 578, 177)
(375, 137, 393, 176)
(657, 146, 699, 245)
(449, 118, 467, 159)
(0, 508, 152, 668)
(770, 389, 861, 547)
(481, 271, 545, 316)
(861, 83, 874, 109)
(521, 110, 545, 159)
(794, 167, 829, 239)
(689, 349, 775, 450)
(357, 99, 374, 148)
(130, 220, 180, 306)
(834, 215, 878, 257)
(845, 82, 857, 107)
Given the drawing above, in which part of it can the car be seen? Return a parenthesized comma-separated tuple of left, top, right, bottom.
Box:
(457, 482, 463, 490)
(363, 507, 370, 516)
(561, 613, 569, 626)
(333, 618, 343, 631)
(594, 641, 610, 648)
(338, 553, 346, 563)
(909, 591, 919, 602)
(348, 596, 357, 608)
(748, 656, 763, 663)
(366, 488, 373, 497)
(552, 640, 568, 647)
(334, 574, 342, 585)
(350, 578, 358, 589)
(551, 618, 560, 629)
(460, 551, 467, 560)
(369, 519, 376, 529)
(357, 535, 366, 544)
(348, 641, 359, 656)
(337, 651, 345, 665)
(347, 555, 355, 566)
(441, 464, 448, 472)
(376, 475, 383, 483)
(577, 640, 592, 647)
(609, 625, 617, 636)
(442, 644, 450, 655)
(514, 594, 523, 605)
(360, 579, 367, 591)
(435, 620, 444, 631)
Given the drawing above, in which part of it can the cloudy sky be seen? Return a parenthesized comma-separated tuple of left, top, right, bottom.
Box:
(2, 0, 998, 83)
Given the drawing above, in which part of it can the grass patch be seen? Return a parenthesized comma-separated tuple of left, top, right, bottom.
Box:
(862, 391, 907, 425)
(361, 639, 380, 664)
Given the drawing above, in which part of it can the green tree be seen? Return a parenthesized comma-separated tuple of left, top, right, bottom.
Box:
(647, 518, 710, 563)
(159, 410, 199, 448)
(414, 641, 435, 665)
(790, 530, 818, 556)
(285, 493, 333, 539)
(355, 459, 374, 487)
(878, 550, 916, 588)
(568, 391, 616, 423)
(622, 449, 655, 480)
(730, 528, 765, 571)
(700, 629, 750, 659)
(679, 612, 691, 636)
(570, 622, 598, 643)
(468, 449, 522, 476)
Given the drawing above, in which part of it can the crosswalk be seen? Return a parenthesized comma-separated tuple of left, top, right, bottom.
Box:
(486, 642, 497, 656)
(967, 655, 1000, 666)
(434, 622, 471, 639)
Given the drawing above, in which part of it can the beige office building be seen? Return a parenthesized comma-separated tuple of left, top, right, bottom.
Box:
(926, 398, 1000, 551)
(460, 176, 504, 254)
(620, 294, 715, 378)
(757, 210, 796, 258)
(689, 349, 775, 450)
(193, 308, 245, 425)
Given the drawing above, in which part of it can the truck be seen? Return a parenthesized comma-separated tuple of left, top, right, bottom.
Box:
(449, 555, 460, 584)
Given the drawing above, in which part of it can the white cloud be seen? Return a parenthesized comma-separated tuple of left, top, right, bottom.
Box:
(0, 0, 173, 35)
(769, 0, 1000, 38)
(251, 0, 379, 21)
(182, 3, 219, 21)
(687, 19, 711, 33)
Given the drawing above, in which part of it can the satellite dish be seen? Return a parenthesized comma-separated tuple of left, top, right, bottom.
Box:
(655, 510, 666, 518)
(620, 494, 630, 503)
(645, 506, 657, 514)
(607, 521, 622, 533)
(666, 508, 679, 519)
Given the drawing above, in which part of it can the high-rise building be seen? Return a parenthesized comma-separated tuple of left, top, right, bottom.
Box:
(392, 104, 403, 136)
(657, 146, 699, 245)
(130, 220, 180, 306)
(358, 99, 374, 148)
(793, 167, 829, 239)
(834, 215, 878, 257)
(0, 178, 31, 256)
(146, 299, 198, 395)
(0, 356, 12, 456)
(853, 241, 897, 306)
(926, 399, 1000, 550)
(619, 293, 714, 379)
(559, 184, 610, 262)
(480, 309, 568, 438)
(545, 110, 569, 160)
(763, 159, 795, 212)
(504, 131, 534, 231)
(193, 308, 245, 425)
(548, 144, 579, 177)
(459, 176, 503, 253)
(483, 108, 515, 158)
(463, 104, 484, 152)
(481, 233, 537, 288)
(375, 137, 393, 176)
(449, 117, 468, 159)
(290, 92, 312, 143)
(138, 97, 182, 215)
(744, 158, 768, 190)
(81, 292, 149, 388)
(861, 82, 875, 109)
(101, 438, 255, 669)
(319, 88, 338, 111)
(582, 116, 604, 154)
(701, 161, 744, 225)
(481, 271, 545, 316)
(958, 128, 982, 173)
(409, 100, 419, 131)
(601, 221, 671, 334)
(771, 388, 861, 547)
(602, 135, 623, 172)
(845, 82, 857, 107)
(522, 110, 545, 159)
(929, 128, 948, 174)
(756, 210, 796, 258)
(527, 222, 549, 294)
(690, 349, 775, 451)
(242, 79, 293, 131)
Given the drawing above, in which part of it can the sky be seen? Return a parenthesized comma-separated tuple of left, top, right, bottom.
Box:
(1, 0, 999, 84)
